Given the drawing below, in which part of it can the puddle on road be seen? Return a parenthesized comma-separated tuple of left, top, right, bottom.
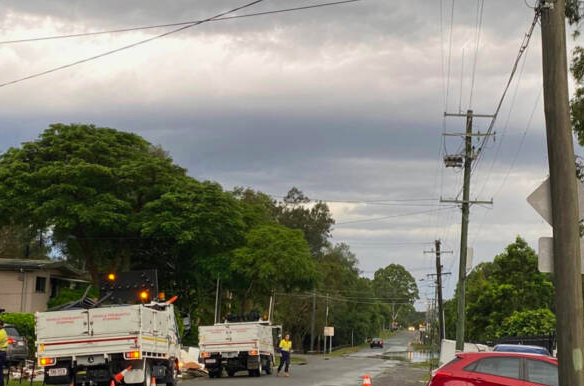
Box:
(382, 350, 438, 363)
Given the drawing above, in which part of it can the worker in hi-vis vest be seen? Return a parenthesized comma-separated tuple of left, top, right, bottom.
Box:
(277, 333, 292, 377)
(0, 320, 8, 386)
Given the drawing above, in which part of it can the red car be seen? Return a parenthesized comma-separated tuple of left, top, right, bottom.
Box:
(428, 352, 558, 386)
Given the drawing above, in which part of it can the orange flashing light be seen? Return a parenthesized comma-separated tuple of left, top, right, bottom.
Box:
(249, 350, 258, 356)
(124, 351, 141, 360)
(39, 357, 56, 367)
(107, 273, 116, 281)
(139, 291, 149, 301)
(201, 352, 211, 358)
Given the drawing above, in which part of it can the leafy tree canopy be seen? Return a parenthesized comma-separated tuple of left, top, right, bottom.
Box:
(446, 237, 554, 342)
(230, 225, 317, 312)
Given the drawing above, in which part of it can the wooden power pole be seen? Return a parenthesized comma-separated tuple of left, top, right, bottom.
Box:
(442, 110, 493, 350)
(425, 241, 453, 341)
(539, 1, 584, 385)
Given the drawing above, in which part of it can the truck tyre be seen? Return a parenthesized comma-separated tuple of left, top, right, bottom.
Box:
(264, 356, 272, 375)
(227, 370, 235, 377)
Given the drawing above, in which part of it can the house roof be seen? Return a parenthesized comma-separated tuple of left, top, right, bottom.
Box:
(0, 258, 86, 278)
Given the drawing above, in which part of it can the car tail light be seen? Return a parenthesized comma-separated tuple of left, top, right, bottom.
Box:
(249, 350, 258, 356)
(7, 337, 16, 345)
(201, 352, 211, 358)
(433, 370, 452, 377)
(38, 358, 56, 367)
(124, 351, 142, 360)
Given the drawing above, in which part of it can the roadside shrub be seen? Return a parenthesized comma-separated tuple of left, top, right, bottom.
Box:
(0, 313, 35, 358)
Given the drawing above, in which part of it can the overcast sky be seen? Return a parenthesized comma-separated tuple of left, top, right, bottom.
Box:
(1, 0, 579, 307)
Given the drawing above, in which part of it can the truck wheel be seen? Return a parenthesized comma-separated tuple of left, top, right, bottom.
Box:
(227, 370, 235, 377)
(264, 359, 272, 375)
(255, 361, 262, 377)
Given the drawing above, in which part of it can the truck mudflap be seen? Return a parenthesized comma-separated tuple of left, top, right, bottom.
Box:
(123, 359, 147, 384)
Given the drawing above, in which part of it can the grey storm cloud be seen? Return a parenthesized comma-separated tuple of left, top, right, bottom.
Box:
(0, 0, 566, 302)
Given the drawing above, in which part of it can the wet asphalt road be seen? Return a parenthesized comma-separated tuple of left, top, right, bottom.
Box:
(180, 331, 418, 386)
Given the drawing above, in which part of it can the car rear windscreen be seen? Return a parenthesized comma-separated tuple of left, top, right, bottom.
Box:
(5, 326, 22, 337)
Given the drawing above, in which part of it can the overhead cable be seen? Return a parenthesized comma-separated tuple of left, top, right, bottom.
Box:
(0, 0, 269, 88)
(334, 206, 458, 226)
(0, 0, 363, 45)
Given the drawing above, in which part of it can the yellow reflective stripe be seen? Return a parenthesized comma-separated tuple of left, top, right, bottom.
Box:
(142, 336, 168, 343)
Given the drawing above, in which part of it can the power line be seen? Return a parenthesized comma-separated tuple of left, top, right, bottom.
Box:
(266, 193, 439, 204)
(471, 7, 541, 171)
(468, 0, 484, 109)
(445, 0, 456, 111)
(334, 206, 458, 226)
(0, 0, 364, 89)
(0, 0, 363, 45)
(474, 36, 533, 200)
(0, 0, 266, 89)
(469, 88, 543, 249)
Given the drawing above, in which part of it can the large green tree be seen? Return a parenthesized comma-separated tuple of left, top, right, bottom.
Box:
(446, 237, 554, 342)
(372, 264, 419, 327)
(230, 225, 317, 312)
(276, 188, 335, 257)
(0, 124, 244, 285)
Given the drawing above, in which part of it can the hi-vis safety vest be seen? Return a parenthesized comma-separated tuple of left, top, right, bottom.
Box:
(0, 328, 8, 351)
(279, 339, 292, 352)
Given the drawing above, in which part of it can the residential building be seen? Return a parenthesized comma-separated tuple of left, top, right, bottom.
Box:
(0, 259, 87, 313)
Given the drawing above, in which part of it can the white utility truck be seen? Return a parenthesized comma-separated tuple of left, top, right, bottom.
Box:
(199, 315, 280, 378)
(35, 270, 181, 386)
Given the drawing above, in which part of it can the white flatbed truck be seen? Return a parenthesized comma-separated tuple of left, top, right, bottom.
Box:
(36, 302, 180, 386)
(199, 321, 280, 378)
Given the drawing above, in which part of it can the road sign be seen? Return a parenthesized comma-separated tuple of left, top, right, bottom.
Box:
(527, 177, 584, 226)
(324, 326, 334, 337)
(538, 237, 584, 273)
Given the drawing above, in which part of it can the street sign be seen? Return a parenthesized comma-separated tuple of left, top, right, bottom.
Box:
(538, 237, 584, 274)
(324, 326, 334, 337)
(527, 177, 584, 226)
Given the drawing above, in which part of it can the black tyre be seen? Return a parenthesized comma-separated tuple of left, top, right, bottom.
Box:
(227, 370, 236, 377)
(264, 357, 272, 375)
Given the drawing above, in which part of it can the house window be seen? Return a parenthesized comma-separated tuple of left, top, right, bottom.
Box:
(35, 277, 46, 293)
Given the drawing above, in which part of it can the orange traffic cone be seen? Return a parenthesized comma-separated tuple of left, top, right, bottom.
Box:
(362, 374, 372, 386)
(114, 365, 133, 383)
(110, 380, 115, 386)
(151, 376, 157, 386)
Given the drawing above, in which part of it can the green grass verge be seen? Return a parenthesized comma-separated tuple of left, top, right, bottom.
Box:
(7, 381, 44, 386)
(325, 345, 365, 358)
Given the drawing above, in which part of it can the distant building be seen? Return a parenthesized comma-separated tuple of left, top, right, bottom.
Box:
(0, 259, 88, 313)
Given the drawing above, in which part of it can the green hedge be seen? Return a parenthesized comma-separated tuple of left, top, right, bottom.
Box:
(0, 313, 35, 358)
